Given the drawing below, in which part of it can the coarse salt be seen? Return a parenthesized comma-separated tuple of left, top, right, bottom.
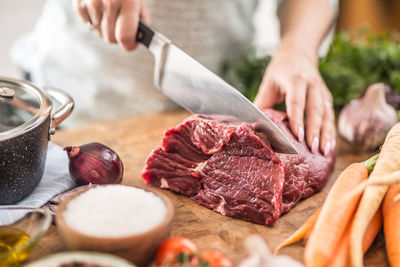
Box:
(63, 185, 168, 238)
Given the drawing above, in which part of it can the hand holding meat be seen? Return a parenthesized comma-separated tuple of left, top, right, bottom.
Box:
(254, 42, 335, 156)
(73, 0, 151, 50)
(255, 0, 335, 156)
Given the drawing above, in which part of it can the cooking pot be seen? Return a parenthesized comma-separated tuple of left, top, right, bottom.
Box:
(0, 77, 74, 204)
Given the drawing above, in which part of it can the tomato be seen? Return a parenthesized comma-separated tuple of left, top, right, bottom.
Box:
(156, 236, 198, 265)
(199, 250, 233, 267)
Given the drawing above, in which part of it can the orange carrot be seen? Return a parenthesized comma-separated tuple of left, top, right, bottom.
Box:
(351, 123, 400, 267)
(304, 163, 368, 267)
(349, 170, 400, 196)
(274, 207, 321, 254)
(328, 209, 382, 267)
(383, 183, 400, 267)
(361, 208, 382, 254)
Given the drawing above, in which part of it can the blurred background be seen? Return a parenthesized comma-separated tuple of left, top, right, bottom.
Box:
(338, 0, 400, 33)
(0, 0, 46, 77)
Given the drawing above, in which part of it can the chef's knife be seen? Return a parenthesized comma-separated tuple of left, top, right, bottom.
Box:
(136, 20, 298, 154)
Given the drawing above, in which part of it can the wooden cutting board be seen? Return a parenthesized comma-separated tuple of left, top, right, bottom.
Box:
(28, 110, 389, 266)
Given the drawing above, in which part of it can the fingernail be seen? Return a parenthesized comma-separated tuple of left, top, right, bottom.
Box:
(324, 141, 331, 157)
(311, 137, 319, 154)
(298, 126, 305, 143)
(331, 139, 336, 152)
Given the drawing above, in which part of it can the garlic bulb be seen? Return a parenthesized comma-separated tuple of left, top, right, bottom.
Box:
(238, 235, 303, 267)
(338, 83, 398, 151)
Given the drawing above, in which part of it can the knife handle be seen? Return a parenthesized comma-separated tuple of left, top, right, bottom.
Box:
(136, 20, 154, 48)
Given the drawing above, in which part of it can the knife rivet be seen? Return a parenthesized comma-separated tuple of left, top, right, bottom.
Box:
(0, 87, 15, 99)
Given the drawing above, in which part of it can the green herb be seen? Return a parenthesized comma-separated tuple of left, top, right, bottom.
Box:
(175, 252, 191, 263)
(221, 30, 400, 111)
(221, 51, 270, 102)
(362, 154, 379, 174)
(198, 260, 210, 267)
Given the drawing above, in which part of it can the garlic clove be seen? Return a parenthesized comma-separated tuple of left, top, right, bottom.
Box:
(338, 83, 398, 151)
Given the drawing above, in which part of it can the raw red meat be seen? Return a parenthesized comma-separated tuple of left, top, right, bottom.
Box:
(142, 110, 334, 225)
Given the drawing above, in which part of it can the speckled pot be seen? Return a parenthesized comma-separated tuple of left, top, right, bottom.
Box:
(0, 116, 50, 204)
(0, 77, 73, 205)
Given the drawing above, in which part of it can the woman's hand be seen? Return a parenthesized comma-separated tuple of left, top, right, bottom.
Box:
(73, 0, 151, 51)
(254, 41, 335, 156)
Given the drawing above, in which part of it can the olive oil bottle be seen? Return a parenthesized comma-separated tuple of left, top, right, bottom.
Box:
(0, 226, 30, 267)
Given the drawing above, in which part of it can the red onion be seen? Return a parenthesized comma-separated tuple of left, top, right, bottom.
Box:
(64, 142, 124, 185)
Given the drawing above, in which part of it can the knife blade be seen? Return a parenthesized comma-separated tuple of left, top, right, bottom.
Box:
(136, 20, 298, 154)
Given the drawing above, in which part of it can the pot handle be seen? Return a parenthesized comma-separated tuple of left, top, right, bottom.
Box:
(45, 88, 74, 135)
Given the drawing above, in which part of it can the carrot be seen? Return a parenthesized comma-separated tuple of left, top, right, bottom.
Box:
(349, 170, 400, 196)
(350, 123, 400, 267)
(383, 183, 400, 266)
(361, 209, 382, 256)
(274, 206, 322, 254)
(328, 209, 382, 267)
(304, 163, 368, 267)
(330, 224, 352, 267)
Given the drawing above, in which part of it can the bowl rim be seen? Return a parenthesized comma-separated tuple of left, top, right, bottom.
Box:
(55, 184, 175, 242)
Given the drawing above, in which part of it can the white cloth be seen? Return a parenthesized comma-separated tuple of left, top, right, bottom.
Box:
(0, 143, 75, 225)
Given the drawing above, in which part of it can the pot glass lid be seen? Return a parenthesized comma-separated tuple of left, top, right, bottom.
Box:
(0, 79, 46, 133)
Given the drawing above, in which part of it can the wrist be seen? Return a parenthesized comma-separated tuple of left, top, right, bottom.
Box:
(278, 32, 319, 64)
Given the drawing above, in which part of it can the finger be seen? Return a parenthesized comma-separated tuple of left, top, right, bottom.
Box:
(74, 0, 91, 24)
(305, 82, 324, 154)
(320, 89, 336, 156)
(285, 78, 307, 142)
(101, 0, 120, 43)
(140, 0, 151, 24)
(115, 0, 139, 51)
(87, 0, 103, 26)
(254, 75, 284, 110)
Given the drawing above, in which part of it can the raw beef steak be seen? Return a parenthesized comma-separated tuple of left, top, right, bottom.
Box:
(142, 109, 334, 225)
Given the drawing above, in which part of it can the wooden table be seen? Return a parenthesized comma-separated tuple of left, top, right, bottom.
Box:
(27, 111, 389, 266)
